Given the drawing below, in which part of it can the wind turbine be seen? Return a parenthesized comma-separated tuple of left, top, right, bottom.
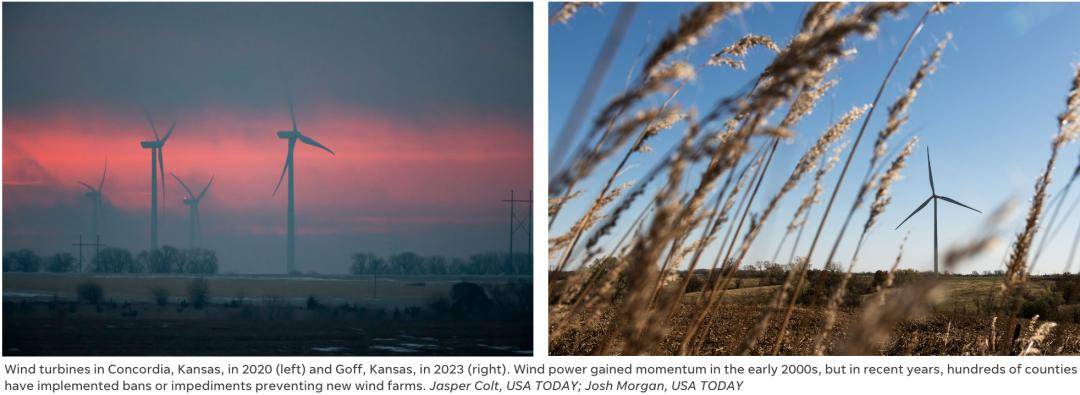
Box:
(896, 147, 981, 274)
(273, 81, 335, 274)
(171, 173, 214, 249)
(77, 160, 108, 240)
(141, 110, 175, 251)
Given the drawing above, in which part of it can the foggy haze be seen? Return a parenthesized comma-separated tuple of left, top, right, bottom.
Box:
(2, 2, 533, 274)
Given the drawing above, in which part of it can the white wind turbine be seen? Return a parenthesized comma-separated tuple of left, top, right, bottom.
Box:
(171, 173, 214, 249)
(273, 81, 335, 274)
(896, 147, 981, 274)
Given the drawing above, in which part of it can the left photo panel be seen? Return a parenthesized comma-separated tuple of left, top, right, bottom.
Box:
(2, 2, 533, 356)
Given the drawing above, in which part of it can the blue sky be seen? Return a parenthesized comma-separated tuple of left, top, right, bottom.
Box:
(550, 2, 1080, 274)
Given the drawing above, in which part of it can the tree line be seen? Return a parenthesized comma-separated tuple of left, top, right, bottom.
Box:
(4, 247, 528, 276)
(2, 246, 219, 274)
(350, 251, 531, 276)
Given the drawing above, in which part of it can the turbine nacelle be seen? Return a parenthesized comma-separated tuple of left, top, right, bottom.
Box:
(171, 172, 214, 203)
(171, 172, 212, 250)
(277, 131, 300, 139)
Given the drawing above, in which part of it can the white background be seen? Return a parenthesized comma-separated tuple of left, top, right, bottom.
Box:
(2, 1, 1079, 394)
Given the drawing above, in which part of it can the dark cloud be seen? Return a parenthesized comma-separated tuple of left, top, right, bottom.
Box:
(2, 142, 55, 185)
(3, 2, 532, 119)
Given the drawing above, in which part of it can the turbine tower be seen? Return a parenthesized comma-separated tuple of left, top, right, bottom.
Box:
(896, 147, 981, 274)
(141, 110, 175, 251)
(77, 160, 108, 240)
(172, 173, 214, 249)
(273, 82, 335, 275)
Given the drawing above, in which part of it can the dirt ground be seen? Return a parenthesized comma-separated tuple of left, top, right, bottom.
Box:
(550, 276, 1080, 355)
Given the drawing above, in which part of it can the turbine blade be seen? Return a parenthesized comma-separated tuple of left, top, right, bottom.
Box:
(937, 195, 982, 213)
(78, 181, 96, 192)
(158, 148, 167, 203)
(98, 159, 108, 192)
(926, 147, 936, 194)
(298, 133, 335, 155)
(171, 172, 195, 199)
(198, 175, 214, 200)
(895, 196, 934, 229)
(273, 140, 296, 196)
(161, 120, 176, 143)
(143, 107, 160, 140)
(287, 87, 298, 132)
(279, 63, 299, 132)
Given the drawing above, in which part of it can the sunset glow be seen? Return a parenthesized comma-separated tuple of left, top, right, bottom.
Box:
(3, 2, 532, 273)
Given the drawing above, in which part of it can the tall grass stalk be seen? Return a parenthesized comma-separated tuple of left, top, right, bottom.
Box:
(811, 137, 917, 355)
(680, 104, 868, 354)
(769, 6, 944, 355)
(1029, 154, 1080, 271)
(773, 141, 845, 264)
(552, 85, 687, 275)
(550, 3, 637, 193)
(841, 201, 1010, 355)
(672, 3, 911, 355)
(1000, 66, 1080, 354)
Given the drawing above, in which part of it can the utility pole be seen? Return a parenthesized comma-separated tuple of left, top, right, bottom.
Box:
(72, 234, 106, 273)
(73, 234, 83, 272)
(502, 190, 533, 274)
(372, 260, 380, 299)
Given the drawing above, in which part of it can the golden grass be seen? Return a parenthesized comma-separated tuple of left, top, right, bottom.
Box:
(551, 277, 1080, 356)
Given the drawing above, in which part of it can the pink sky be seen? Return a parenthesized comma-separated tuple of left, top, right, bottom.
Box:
(3, 102, 532, 269)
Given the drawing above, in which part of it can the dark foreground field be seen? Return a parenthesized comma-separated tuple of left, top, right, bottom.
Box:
(4, 308, 531, 356)
(3, 274, 532, 356)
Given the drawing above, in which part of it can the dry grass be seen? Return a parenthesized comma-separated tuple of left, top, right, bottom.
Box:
(549, 2, 600, 26)
(550, 276, 1080, 356)
(549, 2, 1080, 356)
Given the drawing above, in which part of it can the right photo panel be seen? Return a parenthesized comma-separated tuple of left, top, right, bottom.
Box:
(548, 2, 1080, 356)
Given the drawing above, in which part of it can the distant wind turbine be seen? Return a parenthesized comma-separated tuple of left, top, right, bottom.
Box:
(77, 160, 108, 239)
(171, 173, 214, 249)
(896, 147, 981, 274)
(141, 110, 176, 251)
(273, 80, 335, 274)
